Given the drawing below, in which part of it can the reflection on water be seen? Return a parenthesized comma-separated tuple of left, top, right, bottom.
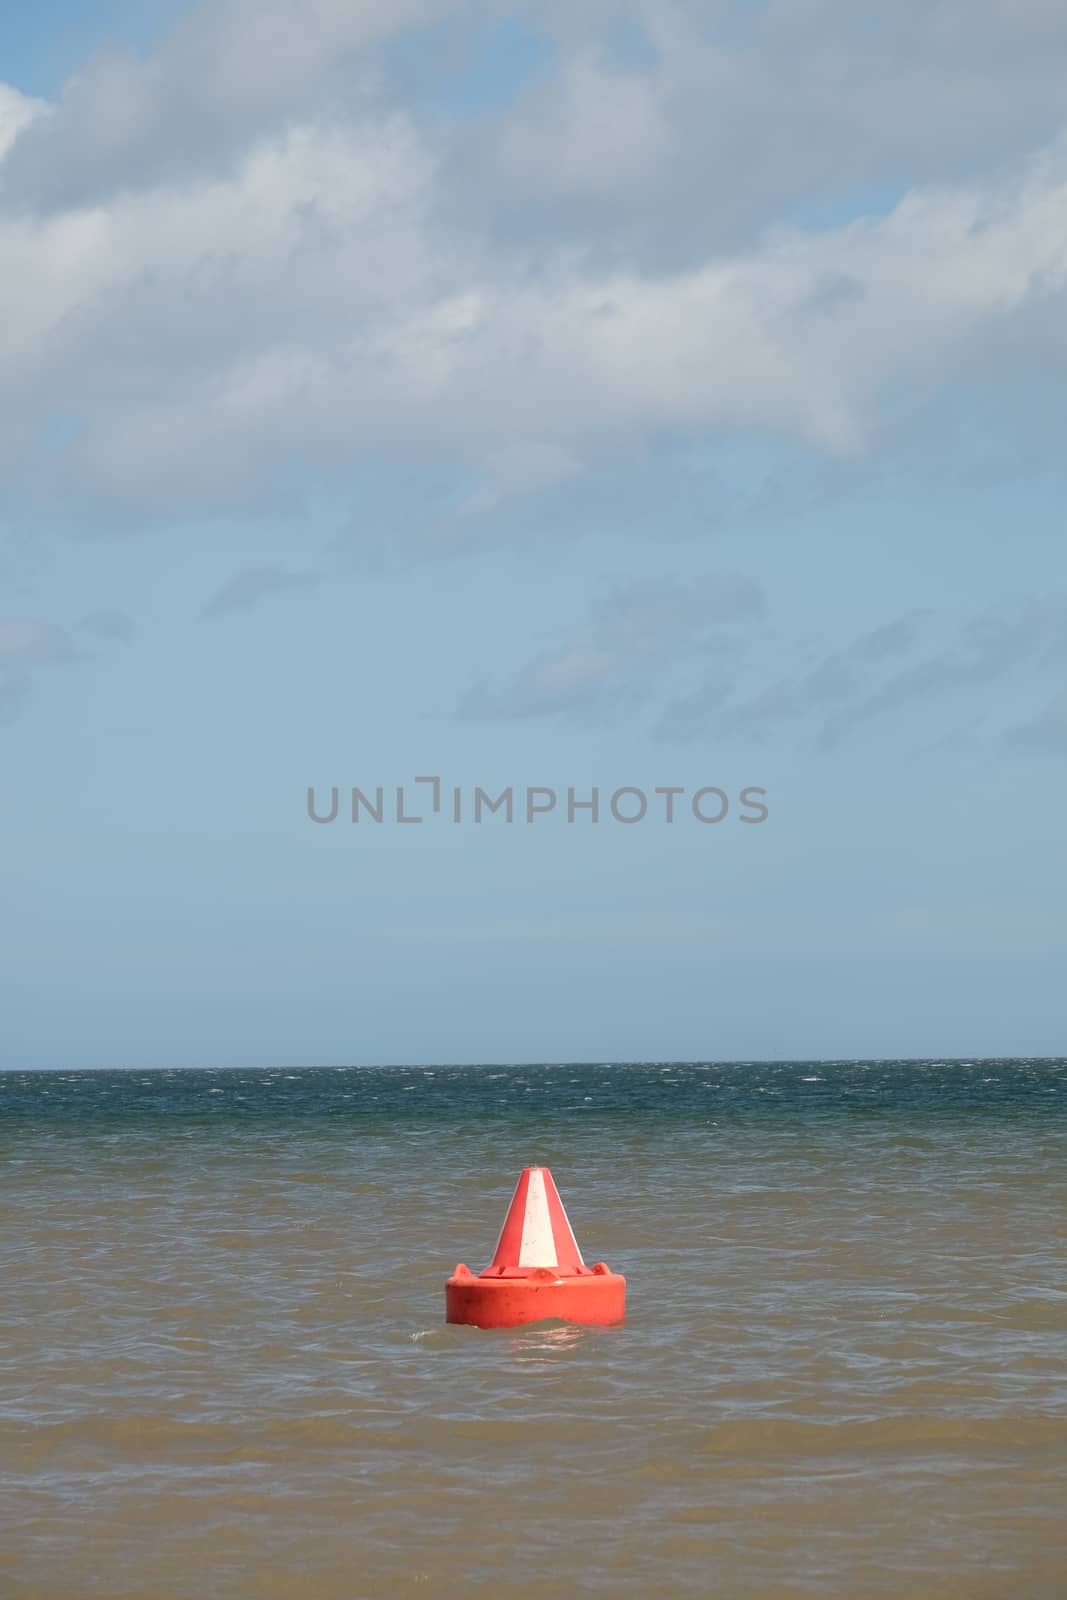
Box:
(504, 1320, 589, 1365)
(1, 1059, 1066, 1599)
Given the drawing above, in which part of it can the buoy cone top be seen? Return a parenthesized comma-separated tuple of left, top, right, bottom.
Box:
(446, 1165, 626, 1327)
(485, 1166, 587, 1277)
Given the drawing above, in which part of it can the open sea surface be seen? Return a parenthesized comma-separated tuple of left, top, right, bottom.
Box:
(2, 1059, 1066, 1599)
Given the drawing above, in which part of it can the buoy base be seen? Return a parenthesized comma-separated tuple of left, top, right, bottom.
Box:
(446, 1262, 626, 1329)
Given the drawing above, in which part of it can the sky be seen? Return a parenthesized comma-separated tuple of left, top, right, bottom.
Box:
(1, 0, 1065, 1069)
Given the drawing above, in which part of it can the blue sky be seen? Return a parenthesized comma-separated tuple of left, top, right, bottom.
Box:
(2, 0, 1065, 1068)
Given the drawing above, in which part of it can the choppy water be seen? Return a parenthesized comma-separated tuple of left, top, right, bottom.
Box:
(2, 1059, 1066, 1599)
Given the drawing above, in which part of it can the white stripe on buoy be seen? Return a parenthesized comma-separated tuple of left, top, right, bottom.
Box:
(552, 1188, 585, 1268)
(517, 1168, 557, 1267)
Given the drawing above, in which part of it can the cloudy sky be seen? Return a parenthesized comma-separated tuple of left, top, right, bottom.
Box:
(2, 0, 1065, 1069)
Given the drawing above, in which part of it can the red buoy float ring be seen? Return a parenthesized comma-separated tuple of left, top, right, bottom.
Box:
(446, 1166, 626, 1328)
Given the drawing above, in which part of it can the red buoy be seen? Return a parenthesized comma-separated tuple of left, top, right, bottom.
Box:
(446, 1166, 626, 1328)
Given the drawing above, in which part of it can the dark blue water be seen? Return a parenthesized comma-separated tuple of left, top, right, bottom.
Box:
(3, 1056, 1064, 1128)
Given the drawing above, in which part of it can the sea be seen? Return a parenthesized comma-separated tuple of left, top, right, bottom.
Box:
(2, 1059, 1065, 1599)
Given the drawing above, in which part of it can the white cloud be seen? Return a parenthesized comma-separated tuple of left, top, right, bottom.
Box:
(4, 3, 1067, 527)
(653, 596, 1067, 749)
(493, 0, 1067, 266)
(0, 621, 77, 663)
(200, 563, 318, 620)
(0, 84, 47, 161)
(458, 575, 764, 721)
(1, 0, 444, 207)
(1007, 686, 1067, 750)
(493, 53, 672, 201)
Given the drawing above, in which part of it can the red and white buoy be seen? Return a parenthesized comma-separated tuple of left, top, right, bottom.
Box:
(446, 1166, 626, 1328)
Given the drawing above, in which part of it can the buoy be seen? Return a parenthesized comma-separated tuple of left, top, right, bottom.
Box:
(446, 1166, 626, 1328)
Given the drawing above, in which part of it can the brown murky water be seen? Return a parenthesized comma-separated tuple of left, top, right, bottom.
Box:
(2, 1062, 1066, 1598)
